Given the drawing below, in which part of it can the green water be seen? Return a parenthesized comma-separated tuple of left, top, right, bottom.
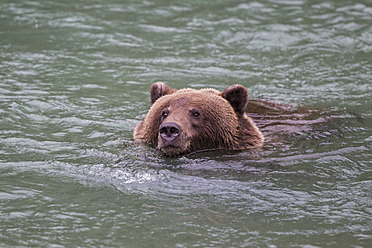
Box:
(1, 0, 371, 247)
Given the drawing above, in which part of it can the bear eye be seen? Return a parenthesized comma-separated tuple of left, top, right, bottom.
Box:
(190, 110, 201, 118)
(161, 110, 168, 118)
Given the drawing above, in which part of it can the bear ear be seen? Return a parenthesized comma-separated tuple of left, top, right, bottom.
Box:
(150, 82, 176, 104)
(221, 84, 249, 115)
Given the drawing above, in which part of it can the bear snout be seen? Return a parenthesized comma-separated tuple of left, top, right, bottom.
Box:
(159, 122, 181, 142)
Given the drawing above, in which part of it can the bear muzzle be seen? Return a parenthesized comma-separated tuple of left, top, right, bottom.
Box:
(158, 121, 191, 156)
(159, 122, 181, 143)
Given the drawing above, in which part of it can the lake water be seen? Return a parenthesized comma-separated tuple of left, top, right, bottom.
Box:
(1, 0, 371, 247)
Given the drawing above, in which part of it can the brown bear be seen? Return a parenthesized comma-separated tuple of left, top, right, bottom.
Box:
(134, 82, 264, 156)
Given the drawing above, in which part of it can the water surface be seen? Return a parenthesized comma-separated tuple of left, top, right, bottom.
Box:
(1, 0, 371, 247)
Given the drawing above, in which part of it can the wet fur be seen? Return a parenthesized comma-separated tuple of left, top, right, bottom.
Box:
(134, 82, 264, 156)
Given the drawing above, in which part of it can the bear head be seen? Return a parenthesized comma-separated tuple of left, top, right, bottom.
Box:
(134, 82, 264, 156)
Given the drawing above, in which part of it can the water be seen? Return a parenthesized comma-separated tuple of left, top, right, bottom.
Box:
(1, 0, 371, 247)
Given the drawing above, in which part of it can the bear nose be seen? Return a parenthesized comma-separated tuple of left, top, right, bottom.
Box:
(159, 122, 181, 141)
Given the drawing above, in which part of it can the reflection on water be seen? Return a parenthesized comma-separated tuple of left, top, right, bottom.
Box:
(1, 0, 371, 247)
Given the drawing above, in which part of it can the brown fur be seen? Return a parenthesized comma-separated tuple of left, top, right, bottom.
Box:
(134, 82, 264, 156)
